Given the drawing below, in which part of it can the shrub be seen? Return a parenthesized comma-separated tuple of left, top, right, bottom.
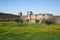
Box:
(26, 19, 29, 22)
(44, 20, 54, 25)
(35, 19, 39, 23)
(14, 19, 23, 24)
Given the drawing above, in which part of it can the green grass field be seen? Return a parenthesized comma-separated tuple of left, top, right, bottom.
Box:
(0, 22, 60, 40)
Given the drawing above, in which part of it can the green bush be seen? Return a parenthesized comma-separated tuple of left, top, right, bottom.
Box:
(44, 20, 54, 25)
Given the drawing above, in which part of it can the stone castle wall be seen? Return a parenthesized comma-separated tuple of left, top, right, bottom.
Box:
(18, 11, 60, 24)
(26, 11, 54, 23)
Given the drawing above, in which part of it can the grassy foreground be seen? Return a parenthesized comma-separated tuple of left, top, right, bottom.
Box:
(0, 22, 60, 40)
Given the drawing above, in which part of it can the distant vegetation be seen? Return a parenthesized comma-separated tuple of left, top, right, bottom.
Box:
(0, 22, 60, 40)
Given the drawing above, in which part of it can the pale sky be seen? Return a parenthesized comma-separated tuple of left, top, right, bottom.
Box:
(0, 0, 60, 15)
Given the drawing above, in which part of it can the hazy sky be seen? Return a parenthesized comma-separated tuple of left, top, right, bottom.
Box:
(0, 0, 60, 15)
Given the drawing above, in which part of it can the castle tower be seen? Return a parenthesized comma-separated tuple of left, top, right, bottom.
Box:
(18, 12, 22, 16)
(27, 11, 33, 22)
(27, 11, 33, 16)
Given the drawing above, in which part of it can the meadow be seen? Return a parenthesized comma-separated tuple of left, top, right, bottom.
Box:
(0, 22, 60, 40)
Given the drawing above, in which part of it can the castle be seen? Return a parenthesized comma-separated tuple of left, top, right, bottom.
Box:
(19, 11, 60, 24)
(26, 11, 54, 23)
(0, 11, 60, 24)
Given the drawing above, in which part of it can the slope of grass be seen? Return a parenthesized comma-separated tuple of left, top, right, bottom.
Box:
(0, 22, 60, 40)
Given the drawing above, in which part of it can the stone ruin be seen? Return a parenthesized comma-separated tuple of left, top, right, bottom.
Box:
(19, 11, 55, 23)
